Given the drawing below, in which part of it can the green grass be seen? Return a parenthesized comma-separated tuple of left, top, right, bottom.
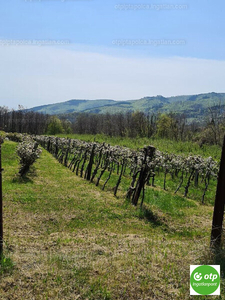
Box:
(0, 141, 224, 299)
(148, 170, 218, 205)
(0, 255, 14, 276)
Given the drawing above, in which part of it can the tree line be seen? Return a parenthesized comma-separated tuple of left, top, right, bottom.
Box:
(0, 106, 49, 135)
(71, 110, 225, 145)
(0, 106, 71, 135)
(1, 105, 225, 146)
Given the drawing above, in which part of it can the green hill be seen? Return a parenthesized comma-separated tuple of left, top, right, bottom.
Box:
(27, 92, 225, 123)
(27, 99, 116, 115)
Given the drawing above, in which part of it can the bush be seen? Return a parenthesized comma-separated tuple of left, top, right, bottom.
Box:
(6, 132, 24, 142)
(16, 140, 42, 176)
(47, 117, 64, 135)
(0, 131, 6, 140)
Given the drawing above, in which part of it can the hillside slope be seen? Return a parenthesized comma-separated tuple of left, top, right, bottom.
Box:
(27, 92, 225, 122)
(27, 99, 116, 115)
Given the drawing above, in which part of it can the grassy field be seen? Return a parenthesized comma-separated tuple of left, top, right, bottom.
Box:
(0, 140, 224, 299)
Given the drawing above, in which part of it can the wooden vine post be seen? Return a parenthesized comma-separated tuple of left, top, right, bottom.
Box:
(131, 146, 155, 206)
(0, 137, 4, 256)
(211, 135, 225, 248)
(85, 143, 96, 180)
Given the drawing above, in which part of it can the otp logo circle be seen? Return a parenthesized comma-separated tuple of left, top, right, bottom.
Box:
(194, 272, 202, 281)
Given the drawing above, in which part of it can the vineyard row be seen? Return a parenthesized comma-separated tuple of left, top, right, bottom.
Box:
(7, 133, 219, 205)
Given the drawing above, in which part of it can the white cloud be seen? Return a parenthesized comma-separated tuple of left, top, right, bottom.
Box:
(0, 45, 225, 109)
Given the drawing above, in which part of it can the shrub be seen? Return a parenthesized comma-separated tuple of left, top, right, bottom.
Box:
(6, 132, 24, 142)
(47, 116, 64, 135)
(16, 140, 42, 176)
(0, 131, 6, 140)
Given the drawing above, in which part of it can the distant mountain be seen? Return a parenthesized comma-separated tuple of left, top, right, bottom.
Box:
(27, 99, 116, 115)
(27, 92, 225, 123)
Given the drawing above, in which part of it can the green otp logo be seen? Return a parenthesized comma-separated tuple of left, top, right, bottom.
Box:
(190, 265, 220, 295)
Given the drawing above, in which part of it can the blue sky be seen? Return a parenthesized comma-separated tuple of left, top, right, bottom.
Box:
(1, 0, 225, 108)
